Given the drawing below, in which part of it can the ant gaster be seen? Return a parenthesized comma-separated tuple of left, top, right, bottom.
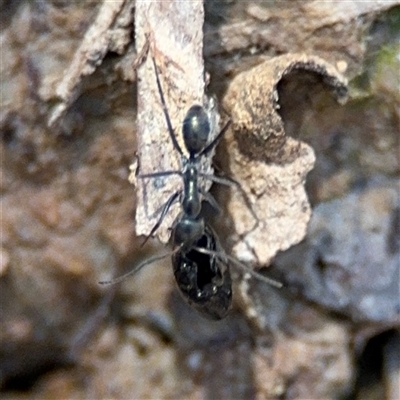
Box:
(99, 55, 282, 320)
(172, 224, 232, 320)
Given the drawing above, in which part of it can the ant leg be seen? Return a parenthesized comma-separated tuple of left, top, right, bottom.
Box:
(198, 173, 259, 228)
(138, 170, 181, 245)
(141, 191, 181, 247)
(138, 170, 182, 179)
(198, 120, 231, 158)
(151, 56, 184, 156)
(132, 33, 150, 71)
(192, 246, 283, 289)
(200, 173, 242, 190)
(199, 187, 222, 215)
(99, 246, 182, 286)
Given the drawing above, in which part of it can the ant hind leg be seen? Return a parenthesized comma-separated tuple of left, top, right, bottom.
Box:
(199, 172, 259, 231)
(99, 247, 181, 286)
(141, 191, 181, 247)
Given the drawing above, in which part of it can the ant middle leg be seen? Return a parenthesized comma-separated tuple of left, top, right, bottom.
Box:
(141, 190, 181, 247)
(137, 169, 183, 245)
(192, 245, 282, 289)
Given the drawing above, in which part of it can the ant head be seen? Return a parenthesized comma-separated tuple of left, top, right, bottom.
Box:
(182, 105, 210, 157)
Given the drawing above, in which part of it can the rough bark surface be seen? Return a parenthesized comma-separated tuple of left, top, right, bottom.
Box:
(1, 1, 399, 399)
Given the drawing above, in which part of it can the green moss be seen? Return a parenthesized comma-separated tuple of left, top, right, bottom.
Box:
(349, 6, 400, 100)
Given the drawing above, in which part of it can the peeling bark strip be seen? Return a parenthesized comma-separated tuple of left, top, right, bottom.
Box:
(48, 1, 134, 128)
(222, 54, 348, 266)
(134, 1, 218, 243)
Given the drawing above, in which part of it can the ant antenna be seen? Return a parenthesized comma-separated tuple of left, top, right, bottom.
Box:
(151, 56, 184, 156)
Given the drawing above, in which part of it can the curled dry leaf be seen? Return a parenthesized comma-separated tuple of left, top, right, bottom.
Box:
(274, 178, 400, 324)
(222, 53, 348, 266)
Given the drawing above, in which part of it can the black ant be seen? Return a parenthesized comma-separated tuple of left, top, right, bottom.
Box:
(99, 56, 281, 320)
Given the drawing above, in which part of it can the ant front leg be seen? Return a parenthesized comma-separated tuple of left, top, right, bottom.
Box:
(138, 170, 182, 179)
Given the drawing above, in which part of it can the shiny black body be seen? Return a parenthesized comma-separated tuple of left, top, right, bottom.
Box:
(172, 224, 232, 320)
(139, 57, 233, 319)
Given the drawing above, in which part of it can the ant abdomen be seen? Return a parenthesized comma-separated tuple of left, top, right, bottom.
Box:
(172, 224, 232, 320)
(182, 105, 211, 157)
